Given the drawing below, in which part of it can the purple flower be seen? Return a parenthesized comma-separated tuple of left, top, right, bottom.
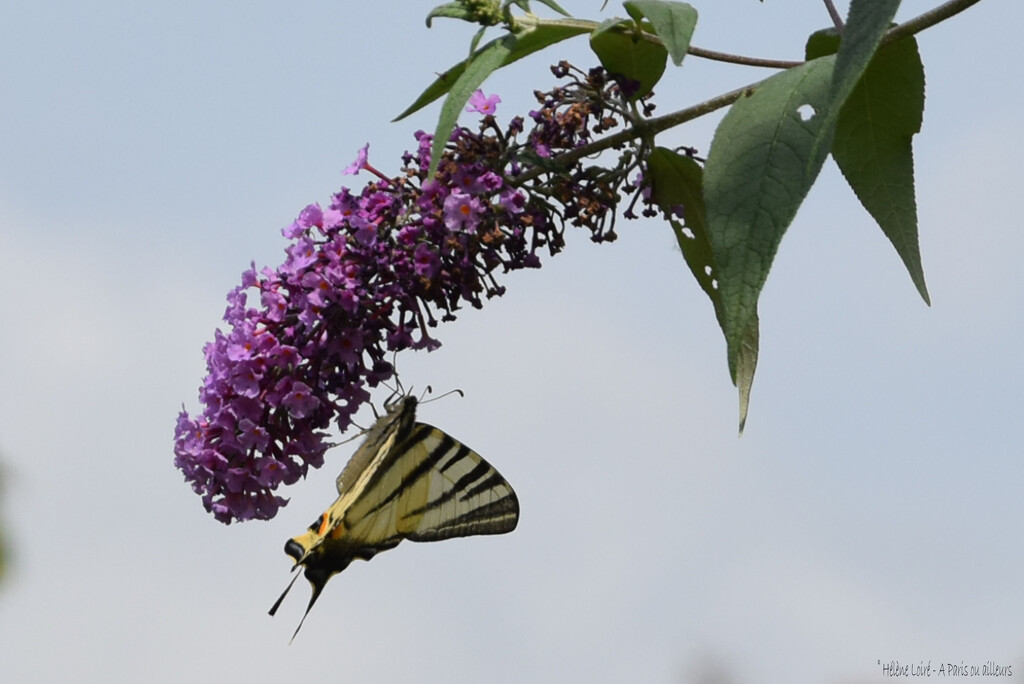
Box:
(466, 89, 501, 115)
(413, 242, 440, 279)
(237, 418, 270, 450)
(331, 328, 364, 367)
(176, 64, 640, 523)
(255, 457, 288, 488)
(452, 167, 486, 195)
(260, 289, 287, 322)
(442, 191, 483, 233)
(282, 381, 320, 419)
(386, 325, 414, 349)
(499, 189, 525, 214)
(349, 215, 378, 247)
(285, 237, 317, 272)
(228, 360, 262, 397)
(284, 204, 324, 238)
(341, 143, 370, 175)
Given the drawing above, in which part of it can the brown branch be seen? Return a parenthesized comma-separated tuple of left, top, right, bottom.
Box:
(686, 46, 802, 70)
(823, 0, 845, 32)
(511, 0, 987, 184)
(884, 0, 985, 45)
(684, 0, 987, 68)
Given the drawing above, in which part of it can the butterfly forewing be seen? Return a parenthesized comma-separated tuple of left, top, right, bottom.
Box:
(335, 400, 414, 496)
(400, 426, 519, 541)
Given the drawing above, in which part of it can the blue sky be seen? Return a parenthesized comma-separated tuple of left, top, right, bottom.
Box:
(1, 1, 1021, 683)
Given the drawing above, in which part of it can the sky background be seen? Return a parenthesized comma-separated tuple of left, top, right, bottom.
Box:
(1, 1, 1021, 683)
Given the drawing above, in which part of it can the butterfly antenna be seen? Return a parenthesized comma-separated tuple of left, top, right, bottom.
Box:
(336, 429, 366, 446)
(374, 379, 399, 410)
(269, 570, 302, 617)
(420, 388, 465, 405)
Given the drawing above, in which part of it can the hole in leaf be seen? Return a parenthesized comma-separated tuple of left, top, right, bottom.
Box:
(797, 104, 815, 121)
(681, 227, 695, 240)
(704, 265, 713, 277)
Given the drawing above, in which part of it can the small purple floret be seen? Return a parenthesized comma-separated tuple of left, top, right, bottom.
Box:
(341, 143, 370, 175)
(466, 89, 502, 116)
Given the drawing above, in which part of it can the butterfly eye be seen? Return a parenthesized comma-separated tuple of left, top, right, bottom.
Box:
(284, 539, 305, 562)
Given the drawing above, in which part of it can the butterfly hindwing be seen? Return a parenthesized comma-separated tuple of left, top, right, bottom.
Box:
(397, 425, 519, 541)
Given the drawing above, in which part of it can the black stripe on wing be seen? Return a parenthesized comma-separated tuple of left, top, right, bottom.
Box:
(341, 421, 518, 544)
(459, 469, 513, 501)
(399, 427, 519, 541)
(353, 423, 435, 505)
(355, 425, 452, 519)
(404, 459, 510, 524)
(406, 495, 519, 542)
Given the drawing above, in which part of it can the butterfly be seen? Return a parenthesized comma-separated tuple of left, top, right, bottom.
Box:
(269, 395, 519, 639)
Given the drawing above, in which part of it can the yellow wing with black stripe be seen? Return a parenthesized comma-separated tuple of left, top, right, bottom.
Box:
(269, 396, 519, 639)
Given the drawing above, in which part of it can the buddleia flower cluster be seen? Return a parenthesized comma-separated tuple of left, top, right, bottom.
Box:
(175, 64, 661, 523)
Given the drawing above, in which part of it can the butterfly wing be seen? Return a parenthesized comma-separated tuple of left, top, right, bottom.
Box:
(271, 397, 518, 639)
(342, 421, 519, 545)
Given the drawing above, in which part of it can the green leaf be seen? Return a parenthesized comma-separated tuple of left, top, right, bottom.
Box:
(647, 146, 760, 433)
(731, 313, 759, 434)
(395, 20, 591, 122)
(527, 0, 571, 17)
(703, 55, 836, 421)
(805, 27, 841, 61)
(703, 0, 903, 426)
(810, 32, 929, 304)
(590, 19, 668, 100)
(426, 3, 475, 27)
(647, 148, 719, 320)
(468, 25, 487, 56)
(623, 0, 697, 66)
(807, 0, 903, 173)
(426, 35, 515, 179)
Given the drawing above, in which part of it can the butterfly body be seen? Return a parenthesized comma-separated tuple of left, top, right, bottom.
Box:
(270, 396, 519, 637)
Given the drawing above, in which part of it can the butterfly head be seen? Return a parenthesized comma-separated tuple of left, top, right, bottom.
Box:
(270, 531, 352, 642)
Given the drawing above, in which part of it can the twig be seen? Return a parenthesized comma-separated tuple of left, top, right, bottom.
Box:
(884, 0, 985, 45)
(511, 0, 987, 184)
(511, 85, 750, 186)
(522, 17, 800, 70)
(823, 0, 845, 32)
(686, 45, 801, 70)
